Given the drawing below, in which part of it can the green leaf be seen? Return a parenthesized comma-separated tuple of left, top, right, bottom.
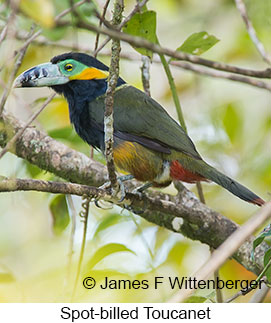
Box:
(48, 127, 81, 143)
(185, 296, 208, 303)
(264, 249, 271, 283)
(49, 195, 70, 235)
(48, 127, 87, 151)
(93, 214, 126, 239)
(222, 103, 242, 144)
(177, 31, 219, 55)
(264, 116, 271, 133)
(251, 225, 271, 261)
(76, 1, 96, 17)
(86, 243, 136, 270)
(25, 160, 43, 178)
(42, 26, 67, 41)
(123, 10, 157, 58)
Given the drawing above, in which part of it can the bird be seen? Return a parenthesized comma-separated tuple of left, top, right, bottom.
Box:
(14, 52, 264, 206)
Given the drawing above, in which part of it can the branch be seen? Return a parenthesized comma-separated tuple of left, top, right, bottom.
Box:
(75, 20, 271, 79)
(93, 0, 111, 56)
(141, 55, 151, 96)
(0, 113, 269, 279)
(235, 0, 271, 65)
(225, 279, 268, 303)
(93, 0, 149, 56)
(249, 284, 270, 303)
(171, 60, 271, 92)
(0, 93, 55, 159)
(104, 0, 124, 190)
(13, 34, 271, 91)
(0, 113, 108, 186)
(0, 23, 7, 45)
(0, 25, 35, 115)
(0, 0, 90, 116)
(169, 201, 271, 302)
(14, 0, 89, 55)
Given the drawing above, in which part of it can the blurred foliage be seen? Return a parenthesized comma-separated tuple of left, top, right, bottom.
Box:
(85, 243, 136, 272)
(19, 0, 55, 28)
(49, 195, 70, 236)
(0, 0, 270, 303)
(176, 31, 219, 56)
(251, 224, 271, 284)
(123, 10, 157, 58)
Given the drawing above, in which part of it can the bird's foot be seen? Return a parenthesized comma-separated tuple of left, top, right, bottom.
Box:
(99, 174, 134, 202)
(123, 183, 152, 215)
(131, 182, 153, 198)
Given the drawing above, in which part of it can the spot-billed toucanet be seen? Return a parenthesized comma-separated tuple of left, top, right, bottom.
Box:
(14, 52, 265, 206)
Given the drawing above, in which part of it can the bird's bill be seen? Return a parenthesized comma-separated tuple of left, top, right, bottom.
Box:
(13, 62, 69, 88)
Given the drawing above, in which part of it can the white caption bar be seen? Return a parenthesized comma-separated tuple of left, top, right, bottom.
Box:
(0, 303, 269, 322)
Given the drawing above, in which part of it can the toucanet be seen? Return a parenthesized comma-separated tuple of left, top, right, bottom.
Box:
(14, 52, 265, 206)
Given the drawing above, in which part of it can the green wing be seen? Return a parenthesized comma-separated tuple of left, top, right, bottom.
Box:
(90, 85, 202, 160)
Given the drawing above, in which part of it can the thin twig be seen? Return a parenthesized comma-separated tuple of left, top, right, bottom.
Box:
(225, 280, 270, 303)
(0, 176, 269, 279)
(104, 0, 124, 190)
(1, 111, 270, 278)
(120, 0, 148, 28)
(14, 0, 89, 56)
(225, 280, 269, 303)
(0, 0, 89, 115)
(13, 30, 42, 56)
(171, 60, 271, 92)
(0, 24, 7, 45)
(93, 0, 149, 56)
(94, 0, 111, 57)
(2, 0, 18, 43)
(76, 20, 271, 79)
(10, 33, 271, 91)
(249, 284, 270, 303)
(0, 93, 56, 159)
(225, 285, 256, 303)
(225, 290, 243, 303)
(0, 26, 35, 115)
(55, 0, 88, 20)
(168, 201, 271, 302)
(141, 55, 151, 96)
(92, 0, 111, 159)
(234, 0, 271, 65)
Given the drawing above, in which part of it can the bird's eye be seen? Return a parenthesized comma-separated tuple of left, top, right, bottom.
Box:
(64, 63, 73, 72)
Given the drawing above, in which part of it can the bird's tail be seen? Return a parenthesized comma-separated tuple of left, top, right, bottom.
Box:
(197, 161, 265, 206)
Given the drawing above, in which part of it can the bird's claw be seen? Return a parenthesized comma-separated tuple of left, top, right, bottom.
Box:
(99, 180, 112, 191)
(117, 178, 127, 202)
(99, 175, 134, 203)
(131, 182, 153, 199)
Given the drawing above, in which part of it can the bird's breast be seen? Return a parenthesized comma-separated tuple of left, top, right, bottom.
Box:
(113, 140, 167, 183)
